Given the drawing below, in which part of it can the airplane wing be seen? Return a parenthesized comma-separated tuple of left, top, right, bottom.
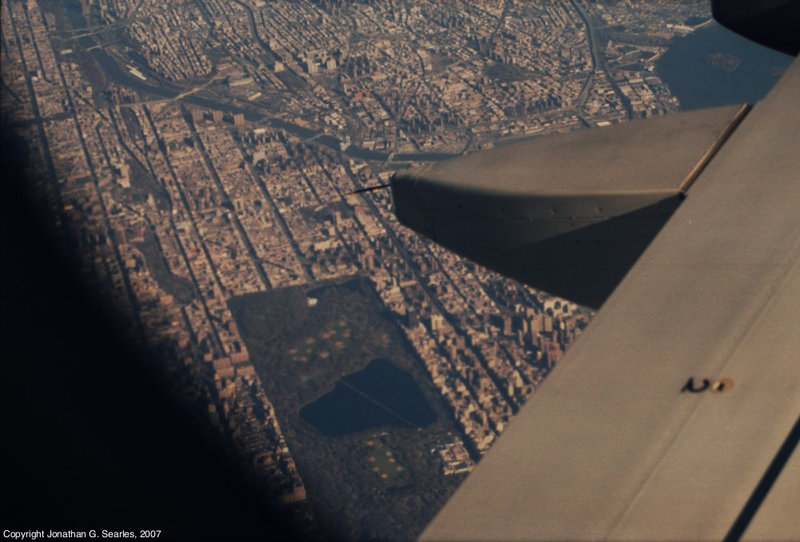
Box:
(391, 103, 751, 309)
(390, 16, 800, 542)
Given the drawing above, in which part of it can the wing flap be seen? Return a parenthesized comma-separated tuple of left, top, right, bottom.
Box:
(391, 105, 750, 307)
(396, 104, 749, 196)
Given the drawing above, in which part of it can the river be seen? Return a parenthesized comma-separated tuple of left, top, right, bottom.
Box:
(656, 22, 793, 110)
(62, 2, 792, 166)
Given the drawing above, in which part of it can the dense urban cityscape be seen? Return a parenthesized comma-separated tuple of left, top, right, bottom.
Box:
(3, 0, 720, 538)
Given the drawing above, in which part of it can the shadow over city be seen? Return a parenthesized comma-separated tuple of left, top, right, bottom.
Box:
(1, 125, 296, 541)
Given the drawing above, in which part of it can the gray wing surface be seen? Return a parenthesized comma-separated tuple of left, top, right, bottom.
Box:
(417, 56, 800, 541)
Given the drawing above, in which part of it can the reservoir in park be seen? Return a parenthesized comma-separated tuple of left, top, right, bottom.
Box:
(300, 358, 436, 437)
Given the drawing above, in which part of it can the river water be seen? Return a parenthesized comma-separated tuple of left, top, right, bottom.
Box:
(656, 22, 793, 110)
(62, 2, 794, 164)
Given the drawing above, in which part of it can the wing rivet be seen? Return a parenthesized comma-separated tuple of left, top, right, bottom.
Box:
(710, 378, 734, 393)
(681, 377, 734, 394)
